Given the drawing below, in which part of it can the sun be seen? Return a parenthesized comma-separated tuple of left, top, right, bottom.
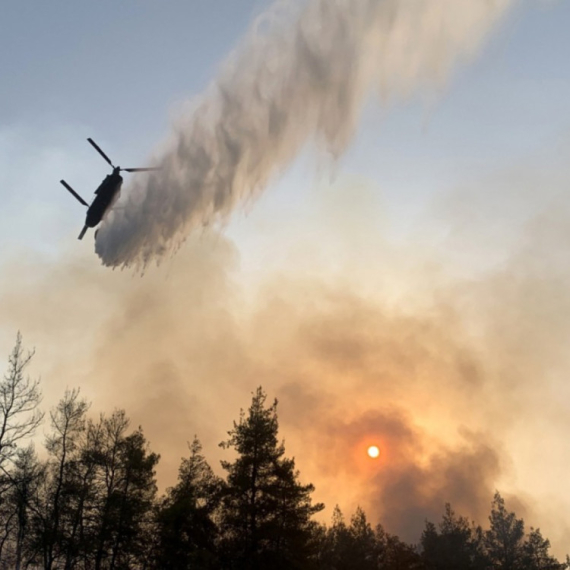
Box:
(367, 445, 380, 459)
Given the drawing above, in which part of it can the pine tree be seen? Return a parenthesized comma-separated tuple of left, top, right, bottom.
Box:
(153, 437, 221, 570)
(318, 506, 352, 570)
(521, 527, 566, 570)
(376, 523, 423, 570)
(421, 504, 489, 570)
(484, 492, 525, 570)
(219, 387, 324, 570)
(348, 507, 379, 570)
(319, 506, 378, 570)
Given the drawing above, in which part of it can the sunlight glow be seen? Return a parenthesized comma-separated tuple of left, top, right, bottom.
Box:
(367, 445, 380, 459)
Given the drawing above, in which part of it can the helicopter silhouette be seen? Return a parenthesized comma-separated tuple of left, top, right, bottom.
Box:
(60, 138, 159, 240)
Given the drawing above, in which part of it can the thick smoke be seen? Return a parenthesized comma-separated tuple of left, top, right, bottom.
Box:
(95, 0, 513, 268)
(3, 155, 570, 552)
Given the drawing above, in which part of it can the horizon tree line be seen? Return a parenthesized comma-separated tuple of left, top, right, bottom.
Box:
(0, 334, 566, 569)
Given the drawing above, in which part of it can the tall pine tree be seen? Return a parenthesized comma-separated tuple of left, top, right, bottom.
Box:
(219, 387, 323, 570)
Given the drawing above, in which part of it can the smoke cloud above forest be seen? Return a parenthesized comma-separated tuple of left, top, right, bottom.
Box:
(94, 0, 513, 268)
(3, 145, 570, 551)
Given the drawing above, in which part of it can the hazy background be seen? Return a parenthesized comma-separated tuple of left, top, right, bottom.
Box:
(1, 0, 570, 556)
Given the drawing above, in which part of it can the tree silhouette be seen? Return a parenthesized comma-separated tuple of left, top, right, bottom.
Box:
(421, 503, 489, 569)
(0, 445, 43, 569)
(40, 389, 89, 570)
(485, 492, 525, 570)
(0, 333, 43, 480)
(318, 506, 378, 570)
(376, 523, 423, 570)
(522, 527, 566, 570)
(152, 437, 221, 569)
(318, 506, 352, 569)
(348, 507, 379, 570)
(89, 412, 159, 570)
(219, 387, 324, 570)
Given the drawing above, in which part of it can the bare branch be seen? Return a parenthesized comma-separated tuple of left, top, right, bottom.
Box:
(0, 333, 44, 472)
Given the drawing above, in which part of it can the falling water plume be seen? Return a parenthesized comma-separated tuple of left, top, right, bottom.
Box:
(95, 0, 514, 269)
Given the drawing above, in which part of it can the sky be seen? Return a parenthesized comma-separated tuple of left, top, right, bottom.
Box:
(2, 0, 570, 555)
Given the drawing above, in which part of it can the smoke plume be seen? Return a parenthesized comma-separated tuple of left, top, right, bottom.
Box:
(3, 151, 570, 551)
(95, 0, 513, 268)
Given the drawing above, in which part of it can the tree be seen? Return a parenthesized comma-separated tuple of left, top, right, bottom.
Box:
(0, 335, 44, 568)
(318, 506, 352, 569)
(107, 428, 159, 569)
(0, 445, 44, 569)
(152, 437, 221, 569)
(376, 524, 423, 570)
(421, 504, 489, 570)
(38, 388, 90, 570)
(6, 399, 159, 570)
(348, 507, 379, 570)
(12, 446, 44, 570)
(0, 333, 43, 479)
(89, 411, 159, 570)
(91, 409, 132, 570)
(219, 387, 324, 570)
(521, 527, 566, 570)
(318, 506, 378, 570)
(0, 486, 17, 567)
(60, 415, 106, 570)
(484, 492, 525, 570)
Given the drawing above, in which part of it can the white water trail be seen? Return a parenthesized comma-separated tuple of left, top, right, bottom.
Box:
(95, 0, 514, 269)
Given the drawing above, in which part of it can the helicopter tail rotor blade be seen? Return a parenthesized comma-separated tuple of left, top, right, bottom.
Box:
(60, 180, 89, 207)
(122, 167, 161, 173)
(87, 138, 114, 168)
(78, 225, 88, 240)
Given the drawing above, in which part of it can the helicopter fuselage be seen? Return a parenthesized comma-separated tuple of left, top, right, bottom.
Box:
(85, 171, 123, 228)
(61, 137, 159, 240)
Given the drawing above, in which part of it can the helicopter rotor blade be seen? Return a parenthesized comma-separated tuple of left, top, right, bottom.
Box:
(60, 180, 89, 207)
(78, 225, 88, 240)
(122, 167, 161, 173)
(87, 138, 114, 168)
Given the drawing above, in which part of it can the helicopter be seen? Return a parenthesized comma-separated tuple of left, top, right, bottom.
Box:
(60, 138, 159, 240)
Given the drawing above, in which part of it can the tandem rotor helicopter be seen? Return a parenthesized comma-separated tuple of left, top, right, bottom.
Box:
(60, 138, 159, 240)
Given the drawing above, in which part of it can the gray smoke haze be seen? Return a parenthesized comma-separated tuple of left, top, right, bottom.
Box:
(4, 149, 570, 553)
(94, 0, 513, 269)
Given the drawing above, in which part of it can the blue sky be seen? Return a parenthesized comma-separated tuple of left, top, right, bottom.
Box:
(1, 1, 267, 143)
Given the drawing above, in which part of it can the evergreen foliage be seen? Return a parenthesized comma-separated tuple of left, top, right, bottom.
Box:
(421, 504, 487, 570)
(153, 437, 221, 569)
(218, 387, 324, 570)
